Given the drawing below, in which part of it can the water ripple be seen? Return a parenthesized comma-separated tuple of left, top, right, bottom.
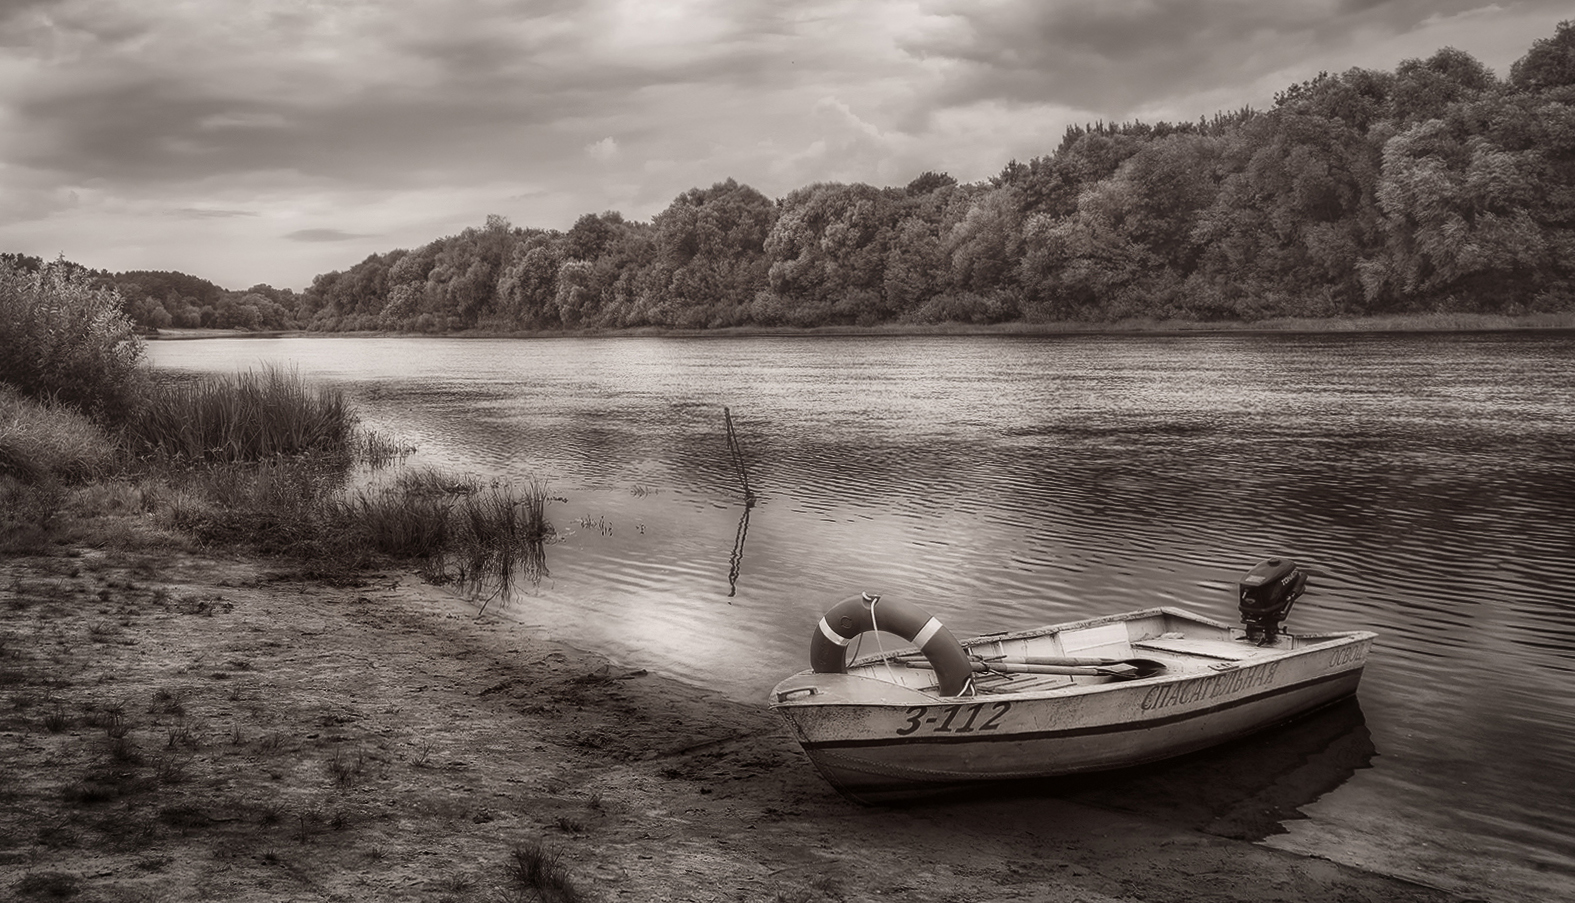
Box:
(148, 331, 1575, 900)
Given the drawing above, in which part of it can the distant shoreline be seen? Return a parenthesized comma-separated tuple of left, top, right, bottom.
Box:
(144, 311, 1575, 342)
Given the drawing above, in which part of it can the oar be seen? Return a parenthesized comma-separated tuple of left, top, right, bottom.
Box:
(901, 659, 1156, 679)
(897, 652, 1164, 677)
(1016, 655, 1139, 667)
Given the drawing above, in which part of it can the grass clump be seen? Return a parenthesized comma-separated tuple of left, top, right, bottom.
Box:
(0, 386, 121, 551)
(324, 468, 466, 560)
(324, 472, 553, 603)
(0, 385, 118, 484)
(123, 365, 354, 463)
(504, 840, 584, 903)
(160, 455, 350, 554)
(424, 479, 552, 608)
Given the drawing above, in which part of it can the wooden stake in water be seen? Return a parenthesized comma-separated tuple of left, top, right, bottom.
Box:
(724, 406, 756, 599)
(723, 407, 756, 507)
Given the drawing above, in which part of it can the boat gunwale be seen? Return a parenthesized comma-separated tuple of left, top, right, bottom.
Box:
(956, 605, 1233, 647)
(785, 605, 1375, 708)
(773, 640, 1374, 709)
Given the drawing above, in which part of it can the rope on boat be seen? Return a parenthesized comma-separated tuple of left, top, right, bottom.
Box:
(867, 593, 900, 687)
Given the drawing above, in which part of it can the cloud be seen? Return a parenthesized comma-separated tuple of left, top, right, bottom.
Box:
(903, 0, 1570, 119)
(284, 228, 371, 243)
(171, 207, 257, 219)
(586, 137, 620, 161)
(0, 0, 802, 189)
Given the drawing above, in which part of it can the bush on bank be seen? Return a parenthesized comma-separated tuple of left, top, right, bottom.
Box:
(0, 257, 147, 422)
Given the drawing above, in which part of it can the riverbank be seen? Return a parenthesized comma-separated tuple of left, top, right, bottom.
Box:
(145, 310, 1575, 342)
(1, 545, 1460, 903)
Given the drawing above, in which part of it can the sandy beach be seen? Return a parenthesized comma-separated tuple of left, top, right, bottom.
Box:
(1, 547, 1459, 902)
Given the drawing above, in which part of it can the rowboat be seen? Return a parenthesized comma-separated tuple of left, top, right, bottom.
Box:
(769, 558, 1376, 803)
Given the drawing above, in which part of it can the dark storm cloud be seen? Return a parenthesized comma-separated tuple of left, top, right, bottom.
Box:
(284, 228, 370, 243)
(1, 0, 797, 190)
(171, 207, 256, 218)
(907, 0, 1569, 116)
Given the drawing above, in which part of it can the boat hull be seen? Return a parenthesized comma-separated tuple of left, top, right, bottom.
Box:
(771, 608, 1375, 803)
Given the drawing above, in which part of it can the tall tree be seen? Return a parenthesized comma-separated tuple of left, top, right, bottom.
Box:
(1369, 117, 1550, 309)
(649, 178, 775, 327)
(762, 182, 893, 326)
(1191, 84, 1384, 318)
(1509, 20, 1575, 92)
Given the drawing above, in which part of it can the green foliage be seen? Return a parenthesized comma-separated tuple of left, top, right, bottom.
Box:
(0, 256, 147, 420)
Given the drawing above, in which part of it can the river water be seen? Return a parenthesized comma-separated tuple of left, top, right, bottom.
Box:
(146, 332, 1575, 901)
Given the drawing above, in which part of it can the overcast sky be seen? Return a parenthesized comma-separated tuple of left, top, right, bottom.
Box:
(1, 1, 1568, 290)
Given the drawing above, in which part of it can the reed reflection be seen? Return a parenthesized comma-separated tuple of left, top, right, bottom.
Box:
(728, 504, 751, 598)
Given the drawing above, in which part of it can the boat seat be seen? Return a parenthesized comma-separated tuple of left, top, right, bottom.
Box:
(1058, 623, 1134, 661)
(1132, 637, 1263, 661)
(978, 673, 1072, 694)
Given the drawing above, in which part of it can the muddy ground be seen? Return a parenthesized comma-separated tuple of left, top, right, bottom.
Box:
(0, 547, 1460, 902)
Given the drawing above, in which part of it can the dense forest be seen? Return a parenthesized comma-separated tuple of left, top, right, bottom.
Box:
(16, 23, 1575, 333)
(0, 252, 304, 332)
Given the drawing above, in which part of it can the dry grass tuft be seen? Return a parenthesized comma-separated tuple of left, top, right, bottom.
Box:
(504, 840, 586, 903)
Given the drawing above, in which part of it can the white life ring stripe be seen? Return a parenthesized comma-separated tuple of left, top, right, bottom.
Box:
(911, 617, 944, 650)
(818, 617, 852, 646)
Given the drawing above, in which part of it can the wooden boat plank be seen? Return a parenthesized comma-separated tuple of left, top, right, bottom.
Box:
(1133, 636, 1267, 661)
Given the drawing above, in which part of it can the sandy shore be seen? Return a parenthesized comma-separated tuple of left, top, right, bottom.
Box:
(0, 547, 1457, 903)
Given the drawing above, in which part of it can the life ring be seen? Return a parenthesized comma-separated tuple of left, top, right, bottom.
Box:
(809, 593, 975, 697)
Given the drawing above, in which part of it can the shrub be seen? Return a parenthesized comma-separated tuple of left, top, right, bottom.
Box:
(0, 257, 146, 421)
(0, 384, 118, 483)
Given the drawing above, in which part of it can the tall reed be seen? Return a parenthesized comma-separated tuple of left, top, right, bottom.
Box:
(323, 472, 552, 604)
(125, 365, 354, 463)
(426, 479, 552, 611)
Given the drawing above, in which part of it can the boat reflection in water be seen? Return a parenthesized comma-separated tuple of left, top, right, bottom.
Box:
(938, 696, 1376, 843)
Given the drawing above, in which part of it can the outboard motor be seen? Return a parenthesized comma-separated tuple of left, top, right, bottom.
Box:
(1239, 557, 1307, 645)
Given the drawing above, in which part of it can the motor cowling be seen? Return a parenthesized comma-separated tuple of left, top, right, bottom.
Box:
(1239, 557, 1307, 645)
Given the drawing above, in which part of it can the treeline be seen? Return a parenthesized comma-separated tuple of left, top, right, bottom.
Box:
(0, 253, 302, 332)
(295, 25, 1574, 332)
(19, 23, 1575, 334)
